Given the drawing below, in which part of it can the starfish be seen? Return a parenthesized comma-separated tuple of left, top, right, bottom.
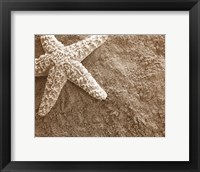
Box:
(35, 35, 108, 117)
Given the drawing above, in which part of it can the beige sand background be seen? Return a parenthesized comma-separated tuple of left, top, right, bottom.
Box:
(35, 35, 165, 137)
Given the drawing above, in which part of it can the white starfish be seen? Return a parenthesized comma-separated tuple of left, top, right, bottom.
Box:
(35, 35, 108, 117)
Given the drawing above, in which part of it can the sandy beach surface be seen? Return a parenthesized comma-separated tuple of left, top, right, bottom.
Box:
(35, 35, 165, 137)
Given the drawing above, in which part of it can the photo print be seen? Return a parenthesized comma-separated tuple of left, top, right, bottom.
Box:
(35, 34, 165, 137)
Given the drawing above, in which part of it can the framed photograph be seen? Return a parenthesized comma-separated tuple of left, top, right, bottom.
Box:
(0, 0, 199, 171)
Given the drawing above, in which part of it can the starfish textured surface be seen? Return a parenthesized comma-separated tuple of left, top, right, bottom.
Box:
(35, 35, 108, 117)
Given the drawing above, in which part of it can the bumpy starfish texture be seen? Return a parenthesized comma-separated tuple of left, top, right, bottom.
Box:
(35, 35, 108, 117)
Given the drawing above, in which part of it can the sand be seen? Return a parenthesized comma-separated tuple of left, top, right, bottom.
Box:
(35, 35, 165, 137)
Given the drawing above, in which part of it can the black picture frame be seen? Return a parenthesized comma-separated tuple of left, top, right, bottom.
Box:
(0, 0, 200, 171)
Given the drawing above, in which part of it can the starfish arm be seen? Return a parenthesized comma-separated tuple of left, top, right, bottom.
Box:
(64, 59, 107, 100)
(37, 65, 67, 117)
(35, 54, 54, 76)
(65, 35, 108, 62)
(40, 35, 65, 53)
